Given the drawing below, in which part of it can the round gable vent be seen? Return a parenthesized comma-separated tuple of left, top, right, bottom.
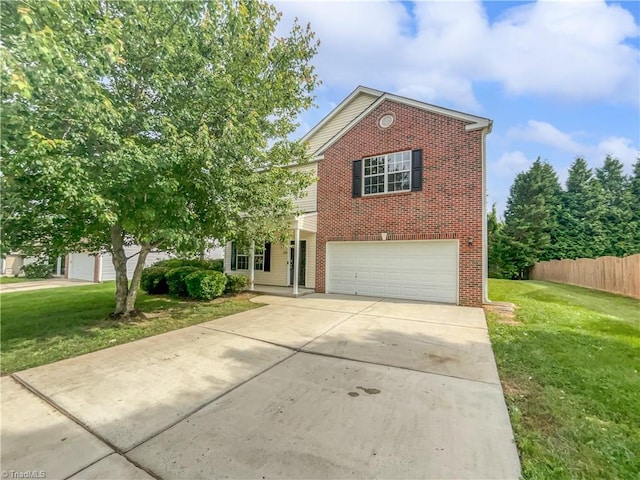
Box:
(379, 114, 394, 128)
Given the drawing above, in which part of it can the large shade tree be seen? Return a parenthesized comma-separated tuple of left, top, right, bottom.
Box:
(1, 0, 319, 316)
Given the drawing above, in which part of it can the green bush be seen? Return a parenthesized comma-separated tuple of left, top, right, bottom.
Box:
(225, 274, 248, 294)
(140, 266, 170, 294)
(155, 258, 223, 272)
(185, 270, 227, 300)
(21, 262, 53, 279)
(165, 266, 200, 297)
(207, 259, 224, 272)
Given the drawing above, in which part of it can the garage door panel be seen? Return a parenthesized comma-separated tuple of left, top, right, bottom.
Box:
(327, 241, 458, 304)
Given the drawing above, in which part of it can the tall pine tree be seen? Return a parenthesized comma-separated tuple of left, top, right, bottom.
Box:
(622, 158, 640, 255)
(502, 159, 562, 278)
(556, 157, 606, 258)
(593, 156, 632, 256)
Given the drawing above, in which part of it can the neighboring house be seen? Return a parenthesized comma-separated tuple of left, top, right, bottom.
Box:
(224, 86, 492, 306)
(0, 253, 26, 276)
(67, 245, 224, 282)
(3, 245, 223, 282)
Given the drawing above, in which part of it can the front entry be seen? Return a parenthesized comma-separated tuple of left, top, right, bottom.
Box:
(289, 240, 306, 286)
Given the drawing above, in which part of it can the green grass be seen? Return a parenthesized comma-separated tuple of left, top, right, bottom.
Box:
(487, 279, 640, 479)
(0, 282, 262, 374)
(0, 276, 39, 284)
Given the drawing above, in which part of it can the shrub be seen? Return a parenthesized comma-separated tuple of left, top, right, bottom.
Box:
(185, 270, 227, 300)
(207, 259, 224, 272)
(21, 262, 53, 279)
(140, 266, 170, 294)
(155, 258, 223, 272)
(165, 266, 200, 297)
(225, 274, 248, 294)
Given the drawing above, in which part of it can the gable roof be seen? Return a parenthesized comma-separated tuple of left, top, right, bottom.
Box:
(305, 86, 492, 157)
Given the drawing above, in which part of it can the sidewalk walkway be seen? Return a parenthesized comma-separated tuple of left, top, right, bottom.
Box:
(0, 279, 94, 293)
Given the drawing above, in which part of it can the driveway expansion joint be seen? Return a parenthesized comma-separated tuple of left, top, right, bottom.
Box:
(196, 325, 502, 388)
(10, 373, 122, 454)
(356, 310, 489, 330)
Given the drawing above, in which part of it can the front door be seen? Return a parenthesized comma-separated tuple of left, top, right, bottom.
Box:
(289, 240, 306, 286)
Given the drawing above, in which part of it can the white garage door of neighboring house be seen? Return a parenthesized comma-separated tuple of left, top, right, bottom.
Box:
(326, 240, 458, 304)
(68, 253, 95, 282)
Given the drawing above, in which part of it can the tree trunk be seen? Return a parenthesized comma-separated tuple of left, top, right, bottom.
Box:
(110, 225, 130, 316)
(125, 242, 151, 313)
(110, 225, 153, 317)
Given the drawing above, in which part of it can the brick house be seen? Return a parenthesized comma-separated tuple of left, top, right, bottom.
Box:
(224, 86, 492, 306)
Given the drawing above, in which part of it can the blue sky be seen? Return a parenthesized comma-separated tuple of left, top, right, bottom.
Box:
(274, 0, 640, 215)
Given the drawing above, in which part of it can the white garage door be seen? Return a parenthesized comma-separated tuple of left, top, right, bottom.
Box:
(68, 252, 96, 281)
(326, 240, 458, 304)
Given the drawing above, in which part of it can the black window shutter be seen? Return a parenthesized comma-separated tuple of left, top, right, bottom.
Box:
(411, 149, 423, 192)
(264, 242, 271, 272)
(230, 242, 236, 270)
(352, 159, 362, 197)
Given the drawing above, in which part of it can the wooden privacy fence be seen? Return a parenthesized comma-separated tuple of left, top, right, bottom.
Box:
(531, 254, 640, 299)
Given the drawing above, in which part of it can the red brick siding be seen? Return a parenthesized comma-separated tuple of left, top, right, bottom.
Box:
(316, 100, 484, 306)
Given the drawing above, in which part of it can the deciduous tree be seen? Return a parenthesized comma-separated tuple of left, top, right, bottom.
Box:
(1, 0, 319, 316)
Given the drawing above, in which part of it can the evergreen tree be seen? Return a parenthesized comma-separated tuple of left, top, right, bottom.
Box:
(593, 156, 632, 256)
(622, 158, 640, 255)
(502, 159, 562, 278)
(557, 157, 605, 258)
(487, 204, 507, 278)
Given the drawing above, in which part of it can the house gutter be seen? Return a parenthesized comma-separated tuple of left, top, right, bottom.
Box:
(482, 124, 492, 304)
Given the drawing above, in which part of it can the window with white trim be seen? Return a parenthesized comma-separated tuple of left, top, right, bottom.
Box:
(363, 150, 411, 195)
(234, 244, 266, 271)
(253, 245, 265, 271)
(236, 253, 249, 270)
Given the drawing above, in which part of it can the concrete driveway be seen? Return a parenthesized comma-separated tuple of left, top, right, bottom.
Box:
(2, 294, 520, 479)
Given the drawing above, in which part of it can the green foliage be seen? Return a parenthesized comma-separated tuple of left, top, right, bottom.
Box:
(1, 0, 319, 314)
(185, 270, 227, 300)
(140, 266, 169, 294)
(21, 262, 53, 279)
(554, 157, 604, 259)
(501, 158, 562, 278)
(489, 155, 639, 279)
(225, 274, 249, 294)
(165, 267, 200, 297)
(154, 258, 223, 272)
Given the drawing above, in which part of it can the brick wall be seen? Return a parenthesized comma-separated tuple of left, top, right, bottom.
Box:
(316, 99, 484, 306)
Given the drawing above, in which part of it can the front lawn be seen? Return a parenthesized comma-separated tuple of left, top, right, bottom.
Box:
(0, 276, 37, 285)
(487, 279, 639, 479)
(1, 282, 262, 374)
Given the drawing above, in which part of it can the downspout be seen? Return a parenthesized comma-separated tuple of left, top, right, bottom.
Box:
(482, 124, 491, 304)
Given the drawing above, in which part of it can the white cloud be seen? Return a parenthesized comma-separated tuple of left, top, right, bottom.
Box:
(596, 136, 640, 169)
(508, 121, 584, 153)
(274, 0, 639, 109)
(491, 151, 532, 176)
(506, 120, 639, 169)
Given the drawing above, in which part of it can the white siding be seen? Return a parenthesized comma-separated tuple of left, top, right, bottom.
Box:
(291, 163, 318, 213)
(299, 213, 317, 233)
(225, 232, 316, 289)
(305, 93, 378, 155)
(326, 240, 458, 304)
